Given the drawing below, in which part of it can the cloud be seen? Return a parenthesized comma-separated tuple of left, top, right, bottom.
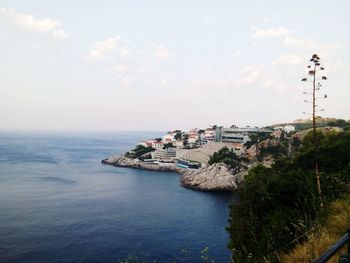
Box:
(263, 16, 276, 22)
(236, 66, 288, 92)
(88, 36, 121, 60)
(150, 44, 176, 59)
(275, 53, 304, 65)
(88, 36, 177, 91)
(239, 65, 264, 85)
(113, 63, 128, 73)
(119, 46, 132, 57)
(181, 63, 289, 100)
(52, 28, 68, 38)
(88, 36, 176, 89)
(121, 77, 131, 87)
(233, 50, 242, 56)
(0, 8, 67, 38)
(283, 36, 343, 55)
(279, 35, 348, 72)
(250, 26, 348, 76)
(202, 18, 210, 24)
(251, 27, 290, 39)
(89, 35, 175, 62)
(112, 63, 129, 78)
(331, 62, 350, 73)
(283, 36, 316, 50)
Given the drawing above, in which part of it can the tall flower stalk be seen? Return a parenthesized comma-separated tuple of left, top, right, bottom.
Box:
(302, 54, 327, 208)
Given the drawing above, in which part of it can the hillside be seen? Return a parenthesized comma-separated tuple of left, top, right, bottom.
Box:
(265, 117, 350, 132)
(227, 129, 350, 262)
(281, 195, 350, 262)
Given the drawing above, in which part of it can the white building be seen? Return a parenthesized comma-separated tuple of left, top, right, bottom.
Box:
(152, 147, 177, 162)
(152, 141, 164, 150)
(216, 126, 272, 143)
(284, 125, 295, 133)
(138, 140, 155, 148)
(273, 125, 295, 133)
(220, 133, 250, 144)
(163, 133, 175, 144)
(202, 129, 216, 144)
(187, 129, 199, 146)
(174, 140, 184, 148)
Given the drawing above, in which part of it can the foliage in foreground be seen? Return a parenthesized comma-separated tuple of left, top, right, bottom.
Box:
(281, 194, 350, 262)
(117, 247, 216, 263)
(227, 131, 350, 262)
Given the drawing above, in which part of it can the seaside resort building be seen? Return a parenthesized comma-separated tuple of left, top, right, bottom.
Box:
(202, 129, 216, 144)
(152, 147, 177, 162)
(273, 125, 296, 133)
(138, 140, 164, 150)
(188, 129, 200, 147)
(215, 126, 273, 144)
(162, 133, 176, 144)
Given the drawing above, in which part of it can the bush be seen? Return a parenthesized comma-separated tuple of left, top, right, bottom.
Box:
(125, 145, 155, 159)
(208, 147, 240, 170)
(259, 144, 287, 159)
(227, 131, 350, 262)
(281, 195, 350, 262)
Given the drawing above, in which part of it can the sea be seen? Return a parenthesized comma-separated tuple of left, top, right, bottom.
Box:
(0, 131, 236, 263)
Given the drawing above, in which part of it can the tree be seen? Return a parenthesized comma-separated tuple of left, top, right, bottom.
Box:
(301, 53, 327, 207)
(208, 147, 241, 170)
(227, 130, 350, 262)
(125, 145, 155, 159)
(174, 133, 182, 140)
(163, 142, 173, 149)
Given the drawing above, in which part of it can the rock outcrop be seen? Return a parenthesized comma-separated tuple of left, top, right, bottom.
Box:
(102, 154, 248, 192)
(101, 154, 181, 173)
(180, 163, 246, 191)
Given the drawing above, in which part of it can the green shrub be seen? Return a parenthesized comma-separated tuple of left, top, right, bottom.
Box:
(208, 147, 240, 170)
(227, 131, 350, 262)
(125, 145, 155, 159)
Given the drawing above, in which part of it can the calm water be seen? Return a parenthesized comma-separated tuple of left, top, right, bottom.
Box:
(0, 132, 235, 263)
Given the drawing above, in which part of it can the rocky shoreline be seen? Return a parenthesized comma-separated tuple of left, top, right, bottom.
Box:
(101, 154, 181, 173)
(181, 163, 245, 191)
(102, 154, 246, 192)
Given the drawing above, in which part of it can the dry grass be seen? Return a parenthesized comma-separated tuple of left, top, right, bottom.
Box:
(280, 196, 350, 263)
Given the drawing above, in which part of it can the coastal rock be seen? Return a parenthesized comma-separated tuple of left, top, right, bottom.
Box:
(102, 155, 248, 192)
(180, 163, 244, 191)
(101, 154, 181, 172)
(102, 154, 139, 167)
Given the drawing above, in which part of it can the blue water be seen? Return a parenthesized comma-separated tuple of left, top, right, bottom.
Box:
(0, 132, 235, 263)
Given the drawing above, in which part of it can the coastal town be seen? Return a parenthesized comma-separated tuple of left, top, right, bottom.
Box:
(102, 118, 347, 191)
(102, 122, 305, 191)
(135, 125, 280, 168)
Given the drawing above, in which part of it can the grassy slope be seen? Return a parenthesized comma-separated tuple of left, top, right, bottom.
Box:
(281, 195, 350, 262)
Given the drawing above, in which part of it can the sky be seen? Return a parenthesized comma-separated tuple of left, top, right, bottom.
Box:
(1, 0, 349, 131)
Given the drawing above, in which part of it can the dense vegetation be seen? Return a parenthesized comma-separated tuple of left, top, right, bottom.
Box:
(244, 133, 272, 149)
(259, 144, 288, 159)
(281, 194, 350, 262)
(125, 145, 155, 159)
(227, 130, 350, 262)
(208, 147, 241, 170)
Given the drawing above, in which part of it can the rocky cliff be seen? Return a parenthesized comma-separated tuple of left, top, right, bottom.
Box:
(180, 163, 246, 191)
(101, 154, 181, 173)
(102, 154, 247, 192)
